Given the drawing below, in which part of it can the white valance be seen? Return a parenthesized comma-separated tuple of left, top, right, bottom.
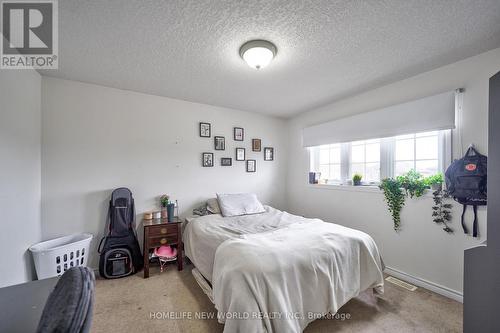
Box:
(302, 91, 456, 147)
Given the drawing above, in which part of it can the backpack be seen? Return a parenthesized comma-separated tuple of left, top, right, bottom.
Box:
(445, 146, 487, 237)
(98, 188, 143, 278)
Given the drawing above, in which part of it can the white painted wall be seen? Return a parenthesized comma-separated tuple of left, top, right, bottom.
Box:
(41, 77, 288, 268)
(286, 48, 500, 296)
(0, 69, 42, 287)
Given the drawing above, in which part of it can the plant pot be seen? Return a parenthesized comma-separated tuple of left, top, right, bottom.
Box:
(353, 180, 361, 186)
(431, 183, 443, 191)
(161, 208, 168, 219)
(167, 203, 175, 222)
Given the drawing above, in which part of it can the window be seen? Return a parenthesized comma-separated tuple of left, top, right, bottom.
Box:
(318, 144, 341, 182)
(309, 130, 451, 185)
(350, 139, 380, 182)
(394, 131, 439, 177)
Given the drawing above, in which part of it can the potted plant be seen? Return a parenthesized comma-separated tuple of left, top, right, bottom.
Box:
(425, 173, 444, 191)
(160, 195, 170, 219)
(396, 170, 428, 198)
(352, 174, 362, 186)
(379, 170, 429, 231)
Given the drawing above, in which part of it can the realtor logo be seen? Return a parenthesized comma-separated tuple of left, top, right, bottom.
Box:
(1, 0, 58, 69)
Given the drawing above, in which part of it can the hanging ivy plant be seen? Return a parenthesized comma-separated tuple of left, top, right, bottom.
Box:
(432, 189, 453, 233)
(379, 178, 406, 231)
(379, 170, 429, 231)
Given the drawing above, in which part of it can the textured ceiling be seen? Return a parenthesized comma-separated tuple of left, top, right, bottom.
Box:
(40, 0, 500, 118)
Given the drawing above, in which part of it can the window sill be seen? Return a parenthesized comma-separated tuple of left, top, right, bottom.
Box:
(306, 183, 434, 197)
(307, 183, 382, 193)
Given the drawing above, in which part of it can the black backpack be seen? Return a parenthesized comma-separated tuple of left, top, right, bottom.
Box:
(98, 188, 143, 278)
(445, 147, 487, 237)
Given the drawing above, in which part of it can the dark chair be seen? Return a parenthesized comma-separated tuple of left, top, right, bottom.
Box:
(36, 267, 95, 333)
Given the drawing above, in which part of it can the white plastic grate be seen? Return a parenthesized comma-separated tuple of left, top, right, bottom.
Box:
(386, 276, 418, 291)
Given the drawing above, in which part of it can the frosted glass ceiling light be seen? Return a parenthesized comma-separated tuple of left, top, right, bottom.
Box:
(239, 40, 277, 70)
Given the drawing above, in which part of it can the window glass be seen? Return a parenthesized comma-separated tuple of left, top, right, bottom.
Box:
(318, 144, 341, 182)
(366, 143, 380, 162)
(319, 148, 329, 164)
(395, 161, 413, 176)
(329, 146, 341, 164)
(395, 139, 414, 161)
(394, 132, 440, 176)
(319, 164, 330, 180)
(310, 130, 448, 185)
(365, 162, 380, 182)
(416, 135, 438, 160)
(350, 140, 380, 182)
(351, 145, 364, 163)
(416, 160, 438, 176)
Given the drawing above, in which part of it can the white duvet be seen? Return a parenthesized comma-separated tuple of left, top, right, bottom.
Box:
(184, 207, 384, 333)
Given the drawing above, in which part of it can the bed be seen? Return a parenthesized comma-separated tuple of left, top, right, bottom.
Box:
(184, 205, 384, 333)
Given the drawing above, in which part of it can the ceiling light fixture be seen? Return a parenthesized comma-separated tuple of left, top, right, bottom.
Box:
(239, 40, 277, 70)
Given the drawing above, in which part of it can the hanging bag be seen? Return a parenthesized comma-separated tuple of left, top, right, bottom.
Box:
(445, 146, 487, 237)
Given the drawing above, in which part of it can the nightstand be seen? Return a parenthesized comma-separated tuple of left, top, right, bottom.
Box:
(143, 216, 183, 278)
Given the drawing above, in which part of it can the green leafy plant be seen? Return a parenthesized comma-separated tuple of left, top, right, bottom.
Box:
(352, 173, 362, 185)
(380, 170, 454, 232)
(396, 170, 428, 198)
(424, 172, 444, 186)
(379, 170, 431, 230)
(432, 189, 453, 233)
(379, 178, 406, 230)
(160, 194, 170, 208)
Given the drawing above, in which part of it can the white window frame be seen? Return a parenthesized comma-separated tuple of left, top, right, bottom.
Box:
(309, 129, 451, 186)
(348, 139, 382, 184)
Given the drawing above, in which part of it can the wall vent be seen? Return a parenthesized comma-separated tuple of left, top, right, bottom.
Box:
(386, 276, 418, 291)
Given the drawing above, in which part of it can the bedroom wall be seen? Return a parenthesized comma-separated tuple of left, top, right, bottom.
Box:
(286, 47, 500, 299)
(41, 77, 288, 268)
(0, 67, 42, 287)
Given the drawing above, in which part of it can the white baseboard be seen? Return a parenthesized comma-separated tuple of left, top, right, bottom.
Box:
(384, 266, 463, 303)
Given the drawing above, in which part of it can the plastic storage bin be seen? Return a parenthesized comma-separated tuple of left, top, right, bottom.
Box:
(29, 233, 93, 279)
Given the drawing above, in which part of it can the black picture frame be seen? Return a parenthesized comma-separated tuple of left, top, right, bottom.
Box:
(202, 152, 214, 167)
(246, 160, 256, 172)
(234, 127, 244, 141)
(199, 122, 211, 137)
(235, 148, 245, 161)
(214, 136, 225, 150)
(264, 147, 274, 161)
(252, 139, 261, 152)
(221, 158, 232, 166)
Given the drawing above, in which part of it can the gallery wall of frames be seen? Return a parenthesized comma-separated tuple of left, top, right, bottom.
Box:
(199, 122, 274, 173)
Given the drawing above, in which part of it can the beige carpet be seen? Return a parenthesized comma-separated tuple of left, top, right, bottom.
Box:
(92, 264, 462, 333)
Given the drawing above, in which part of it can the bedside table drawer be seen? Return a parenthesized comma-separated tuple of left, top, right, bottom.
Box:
(148, 224, 178, 236)
(148, 235, 178, 248)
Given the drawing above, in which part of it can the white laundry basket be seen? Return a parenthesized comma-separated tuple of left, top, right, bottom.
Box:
(29, 233, 93, 279)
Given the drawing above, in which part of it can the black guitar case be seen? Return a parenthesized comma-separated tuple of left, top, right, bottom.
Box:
(98, 188, 143, 278)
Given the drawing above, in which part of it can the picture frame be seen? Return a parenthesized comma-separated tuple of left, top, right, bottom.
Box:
(252, 139, 261, 152)
(235, 148, 245, 161)
(199, 122, 211, 138)
(214, 136, 225, 150)
(264, 147, 274, 161)
(234, 127, 244, 141)
(221, 158, 232, 166)
(202, 152, 214, 167)
(246, 160, 256, 172)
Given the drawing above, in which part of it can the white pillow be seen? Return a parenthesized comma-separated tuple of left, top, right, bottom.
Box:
(206, 198, 221, 214)
(216, 193, 266, 217)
